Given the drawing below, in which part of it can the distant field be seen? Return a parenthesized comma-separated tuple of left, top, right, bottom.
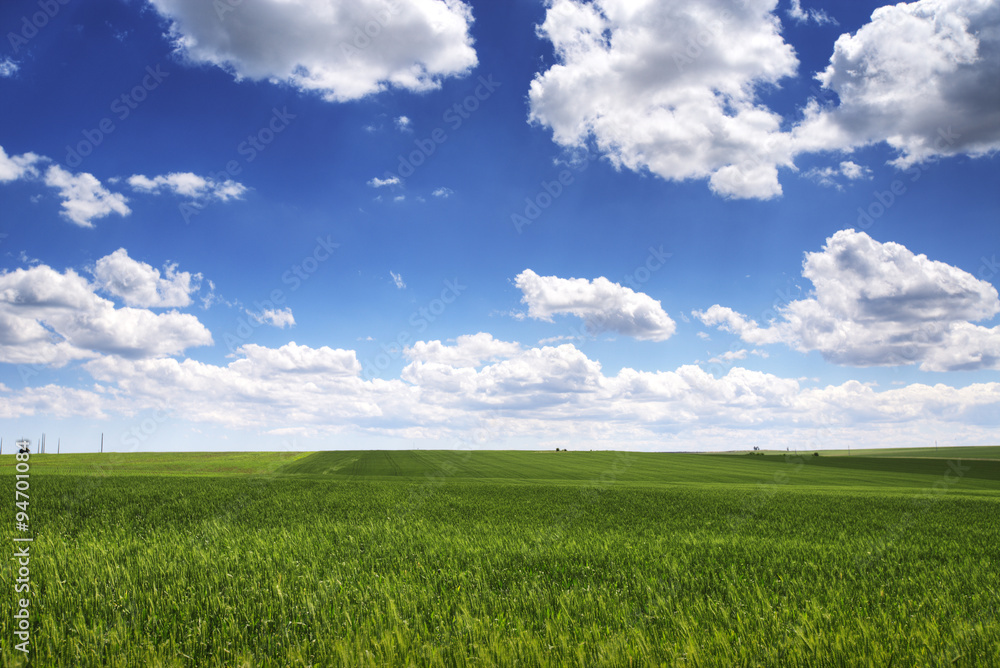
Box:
(819, 445, 1000, 459)
(3, 448, 998, 666)
(13, 446, 1000, 491)
(1, 450, 307, 476)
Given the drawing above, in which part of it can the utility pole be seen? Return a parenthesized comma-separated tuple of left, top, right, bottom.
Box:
(100, 433, 104, 453)
(58, 438, 61, 454)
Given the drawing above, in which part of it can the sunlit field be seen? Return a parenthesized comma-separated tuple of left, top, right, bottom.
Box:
(3, 449, 999, 666)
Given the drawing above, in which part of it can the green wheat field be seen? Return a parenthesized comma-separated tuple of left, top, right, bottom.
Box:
(3, 448, 999, 666)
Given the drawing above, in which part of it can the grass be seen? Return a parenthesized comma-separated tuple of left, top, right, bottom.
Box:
(2, 447, 999, 666)
(819, 445, 1000, 459)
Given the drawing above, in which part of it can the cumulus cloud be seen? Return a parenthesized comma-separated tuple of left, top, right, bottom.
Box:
(529, 0, 1000, 199)
(0, 383, 112, 420)
(148, 0, 478, 102)
(795, 0, 1000, 166)
(803, 160, 872, 189)
(395, 115, 412, 131)
(432, 186, 454, 198)
(43, 165, 130, 228)
(390, 271, 406, 289)
(694, 229, 1000, 371)
(83, 342, 383, 431)
(249, 307, 295, 329)
(515, 269, 676, 341)
(368, 176, 401, 188)
(404, 332, 521, 367)
(0, 146, 42, 182)
(6, 331, 1000, 447)
(128, 172, 247, 201)
(2, 147, 243, 227)
(528, 0, 799, 199)
(0, 263, 212, 366)
(787, 0, 836, 25)
(93, 248, 201, 308)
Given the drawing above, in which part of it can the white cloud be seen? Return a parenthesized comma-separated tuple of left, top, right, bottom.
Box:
(93, 248, 201, 308)
(432, 186, 454, 198)
(368, 176, 401, 188)
(802, 160, 872, 189)
(148, 0, 478, 102)
(0, 383, 112, 420)
(694, 229, 1000, 371)
(838, 161, 869, 180)
(128, 172, 247, 201)
(0, 145, 43, 182)
(795, 0, 1000, 167)
(248, 307, 296, 329)
(0, 263, 212, 366)
(43, 165, 130, 228)
(528, 0, 799, 200)
(395, 115, 412, 131)
(7, 332, 1000, 447)
(0, 58, 18, 77)
(83, 343, 383, 431)
(516, 269, 676, 341)
(404, 332, 521, 367)
(390, 271, 406, 289)
(787, 0, 836, 25)
(708, 349, 748, 364)
(530, 0, 1000, 199)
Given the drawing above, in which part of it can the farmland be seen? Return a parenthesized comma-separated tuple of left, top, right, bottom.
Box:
(3, 448, 999, 666)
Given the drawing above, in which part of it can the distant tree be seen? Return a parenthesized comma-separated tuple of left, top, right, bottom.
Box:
(813, 452, 820, 457)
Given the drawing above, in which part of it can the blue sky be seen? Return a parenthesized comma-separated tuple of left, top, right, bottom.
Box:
(1, 0, 998, 453)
